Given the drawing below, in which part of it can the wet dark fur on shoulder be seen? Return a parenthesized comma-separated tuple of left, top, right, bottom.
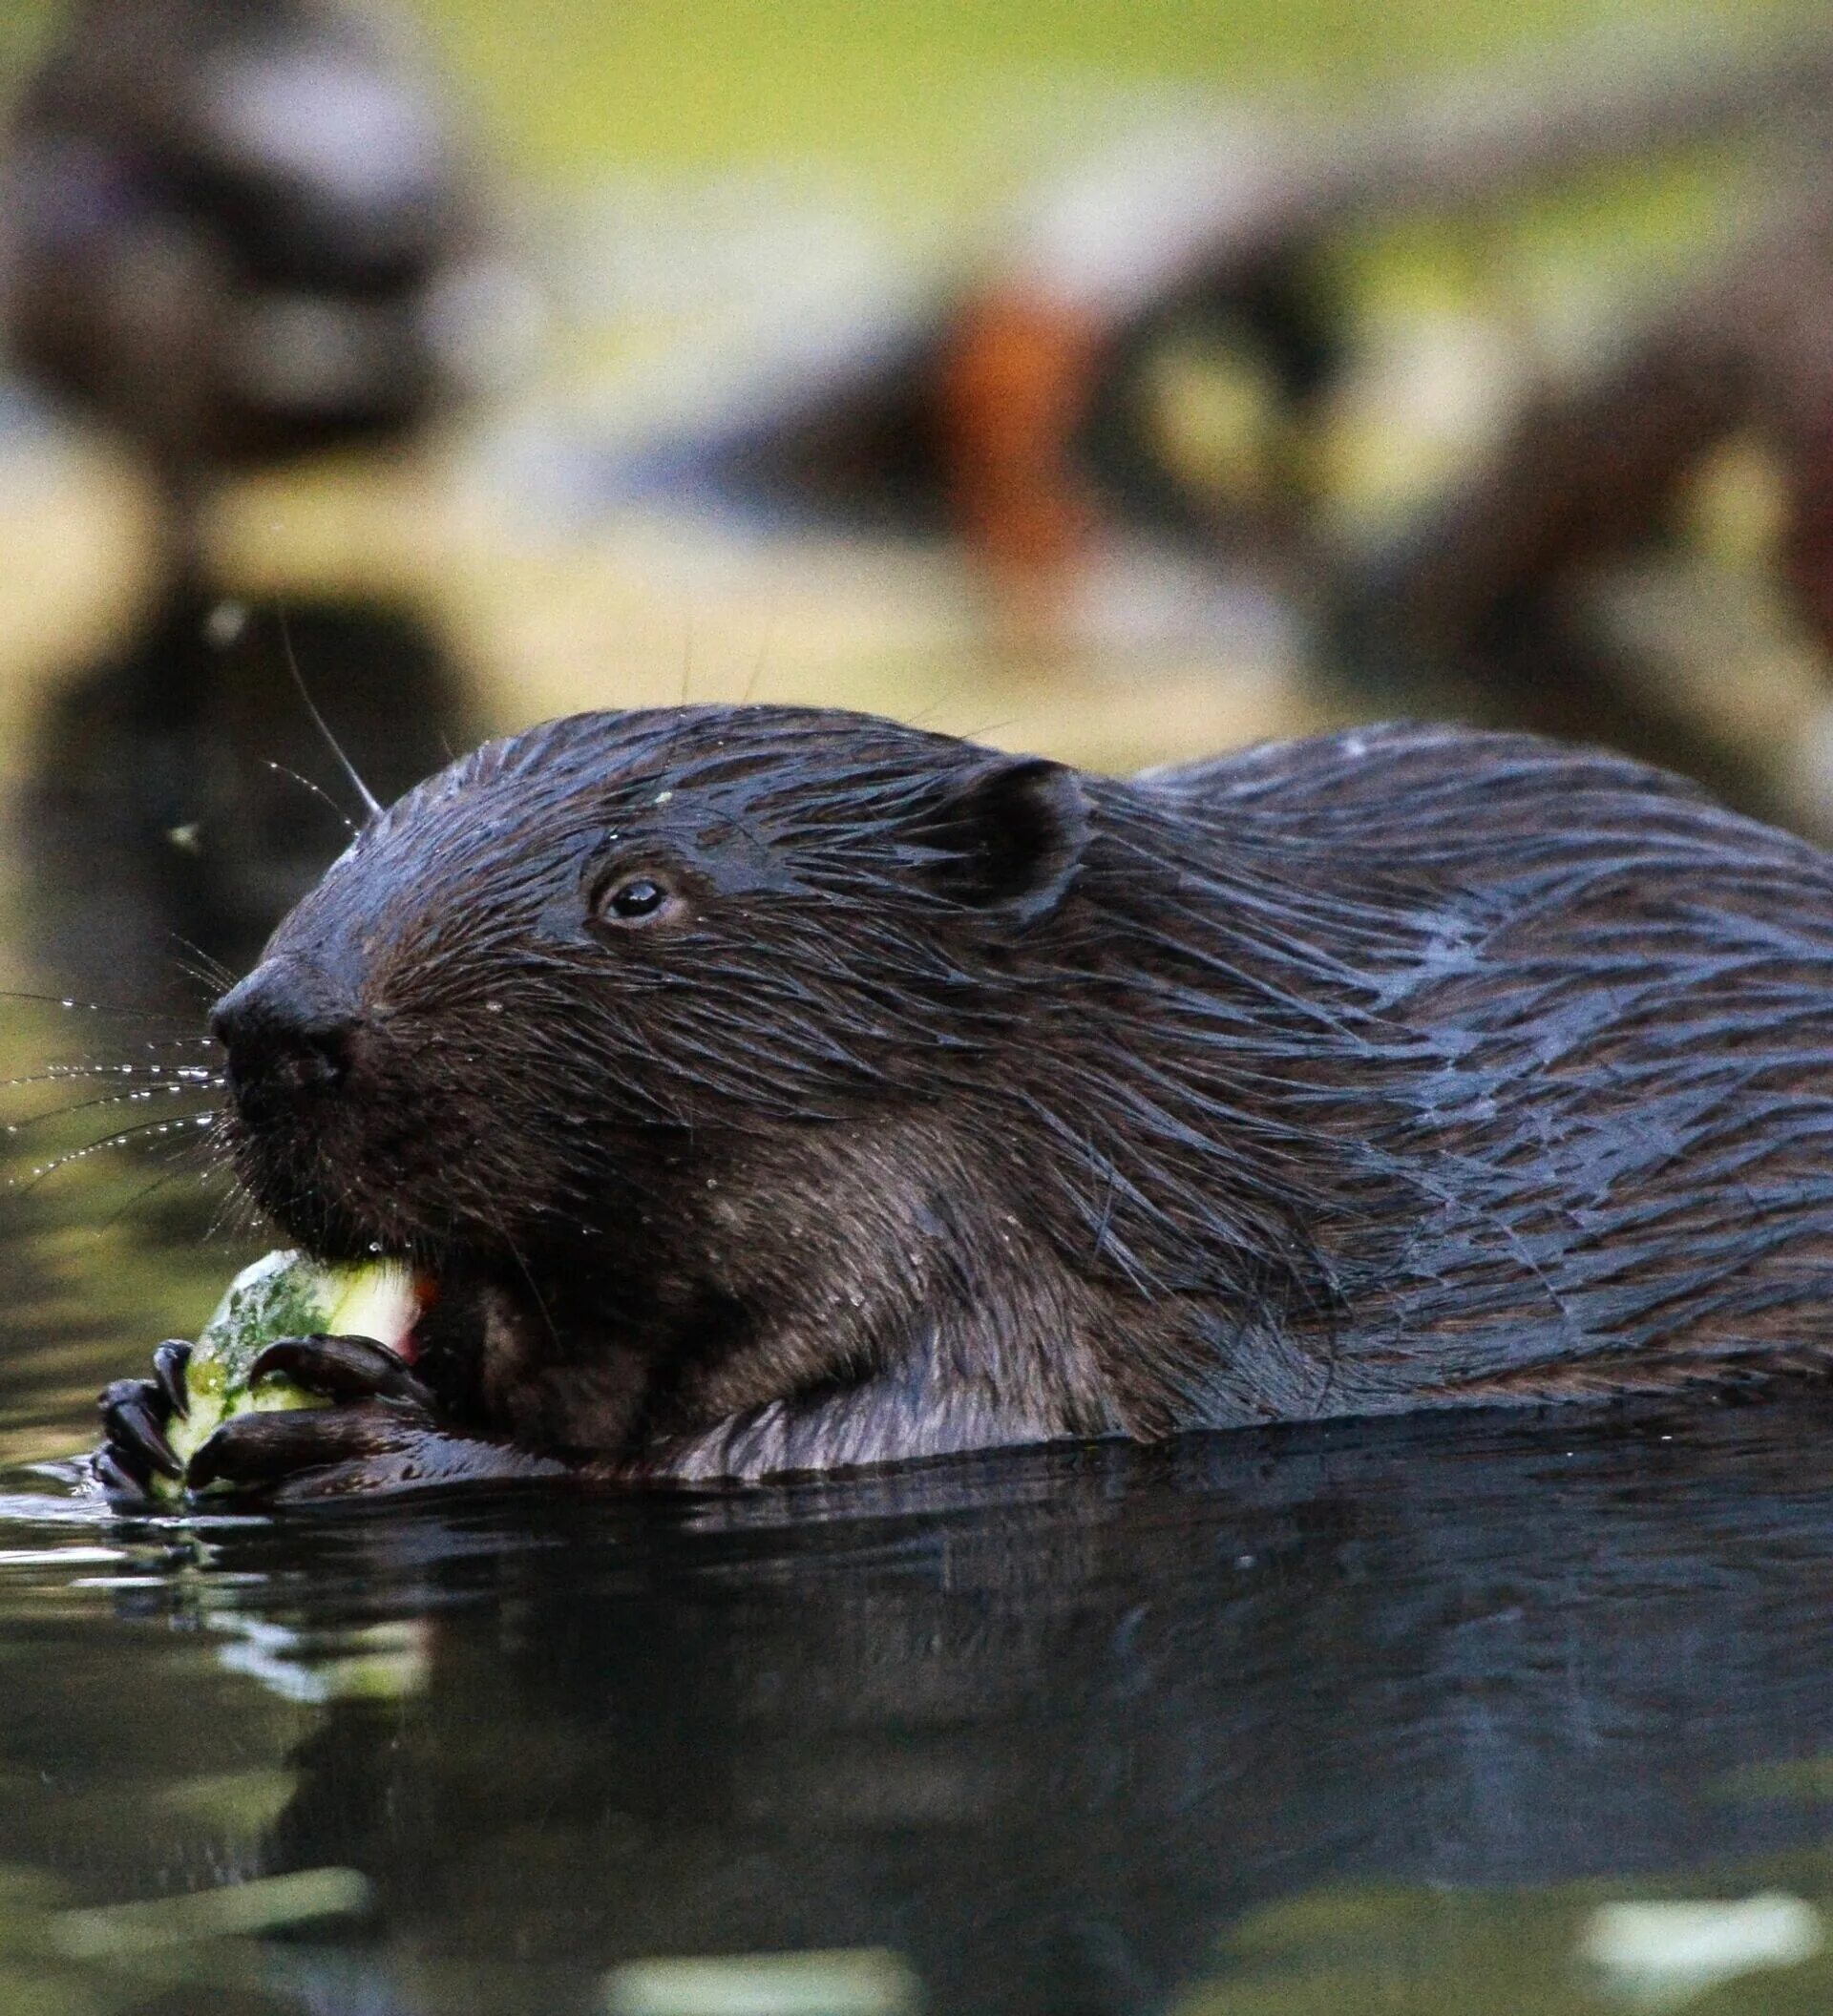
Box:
(162, 709, 1833, 1488)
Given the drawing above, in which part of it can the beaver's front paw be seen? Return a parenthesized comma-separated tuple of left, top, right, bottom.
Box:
(95, 1341, 193, 1499)
(97, 1333, 576, 1502)
(185, 1335, 574, 1499)
(182, 1334, 444, 1499)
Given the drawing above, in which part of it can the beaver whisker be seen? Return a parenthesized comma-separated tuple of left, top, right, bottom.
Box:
(92, 1148, 229, 1238)
(0, 1059, 221, 1095)
(263, 761, 360, 837)
(3, 1082, 223, 1137)
(12, 1111, 220, 1189)
(0, 990, 207, 1027)
(168, 932, 242, 993)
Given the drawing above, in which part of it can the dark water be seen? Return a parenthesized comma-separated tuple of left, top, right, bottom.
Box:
(4, 624, 1833, 2015)
(8, 1214, 1833, 2015)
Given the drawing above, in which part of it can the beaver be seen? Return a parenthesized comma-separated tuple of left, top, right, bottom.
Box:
(95, 705, 1833, 1499)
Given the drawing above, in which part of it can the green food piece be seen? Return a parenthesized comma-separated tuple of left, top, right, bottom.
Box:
(159, 1250, 421, 1496)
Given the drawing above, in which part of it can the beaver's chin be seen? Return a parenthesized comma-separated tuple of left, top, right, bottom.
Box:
(239, 1171, 421, 1270)
(224, 1120, 460, 1269)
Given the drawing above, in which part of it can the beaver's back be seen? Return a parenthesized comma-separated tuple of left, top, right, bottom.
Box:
(1117, 723, 1833, 1414)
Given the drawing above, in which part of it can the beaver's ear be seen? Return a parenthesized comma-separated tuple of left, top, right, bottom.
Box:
(916, 757, 1091, 927)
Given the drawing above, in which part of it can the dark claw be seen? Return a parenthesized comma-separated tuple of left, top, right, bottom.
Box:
(185, 1402, 409, 1495)
(97, 1377, 182, 1482)
(90, 1444, 153, 1502)
(248, 1334, 433, 1407)
(152, 1340, 192, 1418)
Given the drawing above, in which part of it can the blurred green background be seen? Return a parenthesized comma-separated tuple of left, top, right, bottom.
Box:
(0, 0, 1823, 794)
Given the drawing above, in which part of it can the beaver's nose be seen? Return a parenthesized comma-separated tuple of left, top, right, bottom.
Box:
(212, 964, 355, 1110)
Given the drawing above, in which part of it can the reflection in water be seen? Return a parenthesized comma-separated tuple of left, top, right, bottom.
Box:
(1169, 1866, 1833, 2013)
(19, 593, 473, 1007)
(1, 1383, 1832, 2014)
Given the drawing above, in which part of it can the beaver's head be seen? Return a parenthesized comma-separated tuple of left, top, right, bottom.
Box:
(209, 705, 1092, 1309)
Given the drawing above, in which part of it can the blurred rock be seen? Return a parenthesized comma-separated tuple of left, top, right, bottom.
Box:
(0, 0, 516, 501)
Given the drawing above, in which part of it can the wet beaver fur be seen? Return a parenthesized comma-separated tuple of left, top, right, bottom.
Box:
(98, 707, 1833, 1496)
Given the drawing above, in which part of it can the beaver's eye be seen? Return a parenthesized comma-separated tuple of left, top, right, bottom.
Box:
(595, 875, 671, 925)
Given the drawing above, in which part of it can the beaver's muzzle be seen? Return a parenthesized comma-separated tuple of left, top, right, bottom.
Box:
(212, 960, 358, 1125)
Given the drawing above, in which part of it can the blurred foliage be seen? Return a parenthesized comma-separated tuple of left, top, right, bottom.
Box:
(0, 1, 1809, 202)
(1, 0, 1821, 787)
(423, 0, 1803, 198)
